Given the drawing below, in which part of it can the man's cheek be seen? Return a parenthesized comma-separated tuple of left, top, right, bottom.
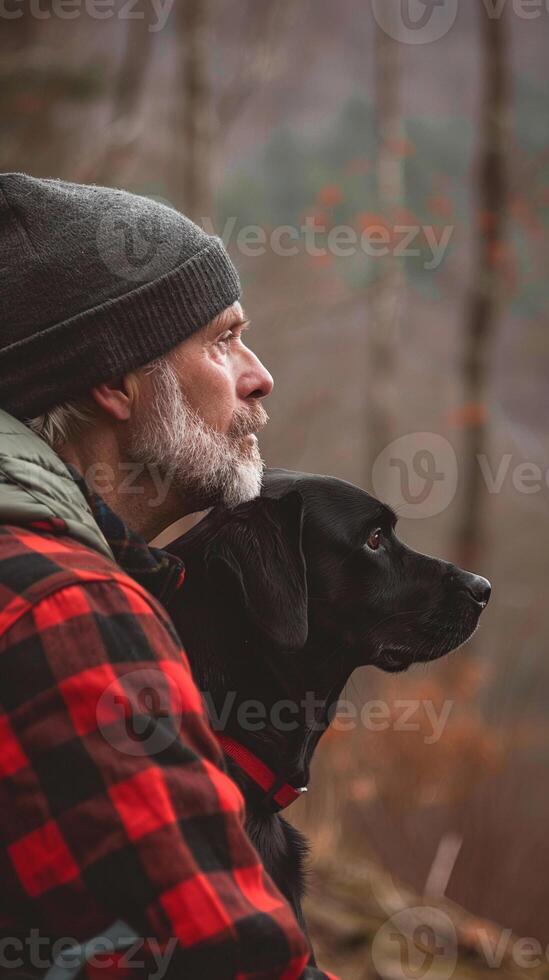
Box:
(200, 408, 232, 435)
(193, 372, 235, 431)
(206, 397, 236, 434)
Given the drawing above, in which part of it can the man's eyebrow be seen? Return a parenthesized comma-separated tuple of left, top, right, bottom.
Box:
(209, 308, 251, 335)
(232, 307, 251, 330)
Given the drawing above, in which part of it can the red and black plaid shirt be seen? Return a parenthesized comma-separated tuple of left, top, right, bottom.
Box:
(0, 480, 337, 980)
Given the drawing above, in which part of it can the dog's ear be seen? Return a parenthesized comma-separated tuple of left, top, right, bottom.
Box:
(206, 491, 308, 651)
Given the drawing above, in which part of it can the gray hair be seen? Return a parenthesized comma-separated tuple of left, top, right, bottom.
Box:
(26, 399, 95, 451)
(25, 358, 164, 452)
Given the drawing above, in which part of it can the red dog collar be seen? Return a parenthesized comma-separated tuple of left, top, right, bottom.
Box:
(216, 734, 308, 812)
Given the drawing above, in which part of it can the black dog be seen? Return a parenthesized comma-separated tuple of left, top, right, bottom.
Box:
(166, 468, 491, 935)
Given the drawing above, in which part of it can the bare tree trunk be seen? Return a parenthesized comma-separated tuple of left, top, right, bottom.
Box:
(366, 20, 404, 482)
(455, 8, 509, 568)
(217, 0, 297, 134)
(171, 0, 294, 222)
(0, 9, 35, 53)
(93, 3, 155, 185)
(174, 0, 214, 222)
(0, 14, 42, 172)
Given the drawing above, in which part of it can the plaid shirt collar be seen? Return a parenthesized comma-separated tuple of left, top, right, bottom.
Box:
(68, 465, 185, 605)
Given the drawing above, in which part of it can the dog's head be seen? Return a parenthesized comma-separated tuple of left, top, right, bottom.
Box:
(262, 468, 490, 672)
(170, 468, 491, 677)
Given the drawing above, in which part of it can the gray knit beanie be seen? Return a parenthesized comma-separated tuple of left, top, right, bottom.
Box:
(0, 173, 241, 420)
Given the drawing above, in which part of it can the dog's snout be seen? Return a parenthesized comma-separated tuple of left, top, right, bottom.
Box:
(469, 575, 491, 606)
(456, 570, 492, 607)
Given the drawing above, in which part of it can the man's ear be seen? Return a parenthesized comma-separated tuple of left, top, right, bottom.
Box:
(91, 376, 134, 421)
(206, 491, 308, 651)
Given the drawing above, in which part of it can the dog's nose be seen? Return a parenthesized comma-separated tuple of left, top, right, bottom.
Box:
(463, 573, 492, 607)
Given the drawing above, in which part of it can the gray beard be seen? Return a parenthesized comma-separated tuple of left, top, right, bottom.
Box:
(128, 358, 268, 510)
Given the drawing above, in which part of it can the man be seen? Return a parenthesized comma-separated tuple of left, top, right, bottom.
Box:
(0, 174, 336, 979)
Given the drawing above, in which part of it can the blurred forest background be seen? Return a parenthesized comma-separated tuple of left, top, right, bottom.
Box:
(1, 1, 548, 976)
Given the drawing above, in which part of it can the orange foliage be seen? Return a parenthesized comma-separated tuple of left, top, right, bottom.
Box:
(510, 196, 544, 238)
(14, 94, 45, 113)
(428, 193, 454, 218)
(305, 210, 330, 229)
(354, 212, 400, 247)
(320, 660, 508, 815)
(317, 184, 343, 208)
(487, 241, 518, 295)
(394, 206, 420, 226)
(385, 137, 416, 158)
(355, 211, 388, 233)
(488, 239, 514, 269)
(447, 402, 488, 429)
(309, 253, 334, 268)
(479, 209, 498, 233)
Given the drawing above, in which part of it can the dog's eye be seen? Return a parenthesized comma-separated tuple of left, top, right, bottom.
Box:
(366, 528, 382, 551)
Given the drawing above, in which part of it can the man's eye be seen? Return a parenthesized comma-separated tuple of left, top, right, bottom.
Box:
(366, 528, 382, 551)
(216, 332, 235, 348)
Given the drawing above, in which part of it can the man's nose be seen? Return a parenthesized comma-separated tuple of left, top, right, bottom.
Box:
(238, 349, 274, 400)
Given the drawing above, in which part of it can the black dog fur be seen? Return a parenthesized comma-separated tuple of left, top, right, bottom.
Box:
(166, 468, 491, 936)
